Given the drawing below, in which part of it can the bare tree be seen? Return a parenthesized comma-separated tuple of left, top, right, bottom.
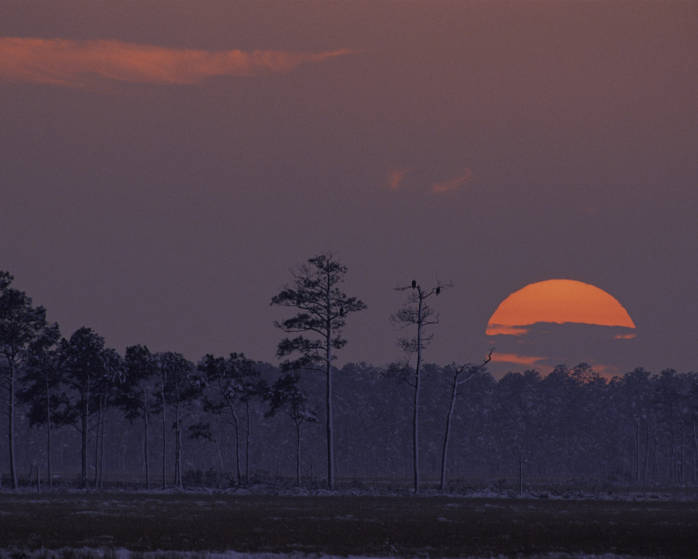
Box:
(271, 253, 366, 490)
(392, 279, 448, 493)
(439, 350, 493, 491)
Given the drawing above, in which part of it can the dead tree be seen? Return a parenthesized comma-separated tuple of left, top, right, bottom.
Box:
(393, 279, 449, 493)
(439, 350, 493, 491)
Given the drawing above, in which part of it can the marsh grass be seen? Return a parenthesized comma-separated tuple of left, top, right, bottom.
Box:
(0, 493, 695, 557)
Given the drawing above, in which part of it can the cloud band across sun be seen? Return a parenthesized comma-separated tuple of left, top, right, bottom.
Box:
(0, 37, 352, 87)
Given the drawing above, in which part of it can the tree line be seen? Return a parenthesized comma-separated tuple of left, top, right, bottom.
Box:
(1, 257, 696, 492)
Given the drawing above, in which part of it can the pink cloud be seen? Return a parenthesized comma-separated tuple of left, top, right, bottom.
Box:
(386, 169, 408, 190)
(431, 169, 473, 193)
(0, 37, 352, 87)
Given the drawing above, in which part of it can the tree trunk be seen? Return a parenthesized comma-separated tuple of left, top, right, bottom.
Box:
(652, 430, 658, 483)
(326, 362, 334, 490)
(296, 421, 302, 487)
(439, 372, 459, 491)
(46, 376, 52, 489)
(325, 276, 335, 490)
(215, 435, 224, 488)
(245, 400, 251, 485)
(177, 421, 183, 488)
(692, 421, 698, 483)
(634, 419, 640, 483)
(641, 420, 650, 485)
(8, 359, 17, 489)
(231, 407, 241, 485)
(670, 426, 676, 483)
(93, 410, 100, 487)
(174, 403, 182, 488)
(160, 378, 167, 489)
(98, 398, 106, 488)
(81, 390, 89, 488)
(413, 292, 423, 494)
(94, 398, 104, 488)
(143, 393, 150, 489)
(680, 427, 685, 486)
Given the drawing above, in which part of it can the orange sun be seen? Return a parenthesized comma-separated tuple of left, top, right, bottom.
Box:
(487, 279, 636, 336)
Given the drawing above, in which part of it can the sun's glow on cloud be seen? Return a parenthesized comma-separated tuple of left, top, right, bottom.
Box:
(0, 37, 352, 86)
(431, 169, 473, 193)
(614, 333, 637, 340)
(492, 353, 546, 366)
(487, 279, 636, 335)
(387, 169, 408, 190)
(593, 363, 620, 378)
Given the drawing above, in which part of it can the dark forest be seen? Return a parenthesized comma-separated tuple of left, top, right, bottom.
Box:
(2, 263, 696, 495)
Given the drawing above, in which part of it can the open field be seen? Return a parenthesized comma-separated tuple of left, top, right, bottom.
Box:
(0, 493, 696, 558)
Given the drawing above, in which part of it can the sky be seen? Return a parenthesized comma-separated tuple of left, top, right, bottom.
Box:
(1, 1, 696, 376)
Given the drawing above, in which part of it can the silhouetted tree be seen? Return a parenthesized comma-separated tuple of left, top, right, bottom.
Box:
(612, 367, 653, 483)
(92, 347, 123, 488)
(271, 253, 366, 490)
(392, 279, 447, 493)
(157, 351, 200, 488)
(117, 345, 161, 489)
(439, 351, 492, 490)
(198, 352, 262, 485)
(18, 323, 63, 488)
(57, 327, 117, 487)
(266, 373, 317, 486)
(495, 369, 543, 494)
(690, 375, 698, 484)
(0, 271, 52, 489)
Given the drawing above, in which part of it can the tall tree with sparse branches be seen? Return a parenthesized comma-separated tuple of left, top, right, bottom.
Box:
(271, 253, 366, 490)
(392, 279, 448, 493)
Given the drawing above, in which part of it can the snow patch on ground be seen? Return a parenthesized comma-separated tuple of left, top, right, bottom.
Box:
(2, 485, 695, 503)
(0, 549, 658, 559)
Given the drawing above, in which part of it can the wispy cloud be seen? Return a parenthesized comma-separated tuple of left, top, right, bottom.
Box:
(386, 169, 408, 191)
(431, 169, 473, 194)
(0, 37, 352, 87)
(492, 352, 546, 367)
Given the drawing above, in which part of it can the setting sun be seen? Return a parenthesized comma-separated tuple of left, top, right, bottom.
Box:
(487, 279, 636, 336)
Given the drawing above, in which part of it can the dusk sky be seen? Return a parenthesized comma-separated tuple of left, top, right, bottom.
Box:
(1, 1, 696, 376)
